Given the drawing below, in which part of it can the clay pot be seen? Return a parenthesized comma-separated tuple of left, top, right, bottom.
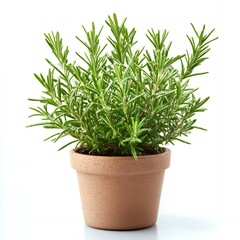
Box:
(70, 149, 171, 230)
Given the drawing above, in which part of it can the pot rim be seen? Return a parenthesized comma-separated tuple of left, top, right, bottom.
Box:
(70, 148, 171, 176)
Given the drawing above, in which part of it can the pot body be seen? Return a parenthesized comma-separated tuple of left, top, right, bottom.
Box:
(70, 149, 170, 230)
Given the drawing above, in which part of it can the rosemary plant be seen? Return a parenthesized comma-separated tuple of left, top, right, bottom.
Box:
(27, 14, 217, 159)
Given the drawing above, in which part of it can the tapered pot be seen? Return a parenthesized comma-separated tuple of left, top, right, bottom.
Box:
(70, 148, 171, 230)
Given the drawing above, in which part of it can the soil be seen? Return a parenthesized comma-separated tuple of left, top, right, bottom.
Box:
(75, 147, 164, 156)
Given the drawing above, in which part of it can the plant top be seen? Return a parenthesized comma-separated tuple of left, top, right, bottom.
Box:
(27, 14, 218, 159)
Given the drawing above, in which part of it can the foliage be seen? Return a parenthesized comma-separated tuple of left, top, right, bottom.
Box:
(27, 14, 217, 159)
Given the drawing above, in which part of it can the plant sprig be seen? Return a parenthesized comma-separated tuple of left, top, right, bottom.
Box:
(27, 13, 217, 159)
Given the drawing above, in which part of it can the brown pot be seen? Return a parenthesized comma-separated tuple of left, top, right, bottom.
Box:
(70, 148, 171, 230)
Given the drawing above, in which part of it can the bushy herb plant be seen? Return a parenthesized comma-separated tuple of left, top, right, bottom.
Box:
(27, 14, 217, 158)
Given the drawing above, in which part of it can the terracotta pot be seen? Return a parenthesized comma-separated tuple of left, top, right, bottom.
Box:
(70, 148, 170, 230)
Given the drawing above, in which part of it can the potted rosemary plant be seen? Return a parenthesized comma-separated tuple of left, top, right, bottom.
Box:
(27, 14, 217, 230)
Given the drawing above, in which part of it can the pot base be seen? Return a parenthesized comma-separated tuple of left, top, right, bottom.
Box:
(86, 223, 156, 231)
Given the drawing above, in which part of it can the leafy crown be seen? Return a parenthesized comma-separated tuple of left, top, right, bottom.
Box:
(27, 14, 218, 159)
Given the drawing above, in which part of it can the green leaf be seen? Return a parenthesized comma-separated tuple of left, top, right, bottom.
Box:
(44, 132, 61, 141)
(58, 140, 79, 151)
(175, 138, 191, 144)
(53, 130, 68, 142)
(130, 145, 138, 160)
(192, 126, 207, 131)
(26, 122, 49, 128)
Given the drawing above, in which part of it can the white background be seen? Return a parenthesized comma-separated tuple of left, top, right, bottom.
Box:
(0, 0, 240, 239)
